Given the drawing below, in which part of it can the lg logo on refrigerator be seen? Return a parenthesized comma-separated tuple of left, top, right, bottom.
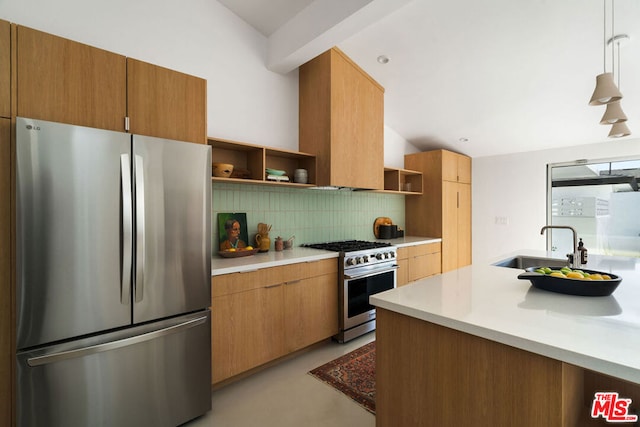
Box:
(25, 125, 41, 131)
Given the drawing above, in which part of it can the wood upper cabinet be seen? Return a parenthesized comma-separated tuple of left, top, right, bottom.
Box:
(442, 149, 472, 184)
(405, 149, 472, 273)
(299, 47, 384, 190)
(127, 58, 207, 144)
(0, 20, 10, 119)
(16, 26, 206, 143)
(16, 25, 127, 131)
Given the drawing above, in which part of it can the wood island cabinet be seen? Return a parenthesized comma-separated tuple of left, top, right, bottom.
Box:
(396, 242, 442, 287)
(211, 259, 338, 384)
(405, 150, 472, 273)
(16, 25, 206, 144)
(299, 47, 384, 190)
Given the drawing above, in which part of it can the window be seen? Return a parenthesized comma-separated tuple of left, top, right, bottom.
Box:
(547, 157, 640, 258)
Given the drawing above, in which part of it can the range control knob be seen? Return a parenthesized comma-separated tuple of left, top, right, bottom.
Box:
(389, 252, 396, 258)
(363, 255, 369, 263)
(346, 258, 355, 266)
(376, 253, 384, 260)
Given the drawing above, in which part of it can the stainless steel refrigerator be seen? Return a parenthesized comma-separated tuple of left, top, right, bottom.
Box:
(15, 117, 212, 427)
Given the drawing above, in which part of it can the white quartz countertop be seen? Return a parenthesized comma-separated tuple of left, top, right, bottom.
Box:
(371, 249, 640, 384)
(376, 236, 442, 247)
(212, 247, 338, 276)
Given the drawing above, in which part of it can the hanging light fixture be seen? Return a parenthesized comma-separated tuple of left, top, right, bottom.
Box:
(607, 34, 631, 137)
(600, 34, 630, 124)
(609, 121, 631, 138)
(589, 0, 622, 106)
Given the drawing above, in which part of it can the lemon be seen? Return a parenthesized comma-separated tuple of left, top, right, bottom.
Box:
(246, 245, 253, 250)
(590, 274, 603, 280)
(550, 272, 565, 278)
(566, 272, 584, 279)
(602, 274, 611, 280)
(228, 248, 236, 252)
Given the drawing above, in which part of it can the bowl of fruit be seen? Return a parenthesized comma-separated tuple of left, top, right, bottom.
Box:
(517, 266, 621, 296)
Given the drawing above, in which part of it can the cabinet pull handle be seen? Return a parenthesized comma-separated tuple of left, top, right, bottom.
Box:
(264, 283, 282, 289)
(285, 279, 302, 285)
(457, 191, 460, 208)
(239, 269, 259, 274)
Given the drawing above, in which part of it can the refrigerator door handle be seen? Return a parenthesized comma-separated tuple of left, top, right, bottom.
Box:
(120, 154, 133, 305)
(134, 154, 145, 302)
(26, 315, 208, 367)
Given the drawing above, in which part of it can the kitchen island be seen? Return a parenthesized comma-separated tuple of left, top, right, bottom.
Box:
(371, 250, 640, 426)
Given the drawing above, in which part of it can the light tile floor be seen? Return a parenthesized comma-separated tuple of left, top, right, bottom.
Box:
(184, 332, 376, 427)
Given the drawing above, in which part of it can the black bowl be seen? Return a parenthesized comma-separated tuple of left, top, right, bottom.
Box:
(517, 267, 622, 297)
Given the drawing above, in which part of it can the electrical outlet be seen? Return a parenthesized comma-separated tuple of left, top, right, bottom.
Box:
(494, 216, 509, 226)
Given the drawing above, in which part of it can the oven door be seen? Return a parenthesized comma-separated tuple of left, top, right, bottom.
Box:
(343, 264, 397, 330)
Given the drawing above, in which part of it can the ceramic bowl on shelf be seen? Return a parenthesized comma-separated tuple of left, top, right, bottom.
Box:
(213, 163, 234, 178)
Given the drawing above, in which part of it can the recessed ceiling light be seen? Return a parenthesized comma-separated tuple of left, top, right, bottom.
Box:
(459, 137, 469, 143)
(377, 55, 389, 64)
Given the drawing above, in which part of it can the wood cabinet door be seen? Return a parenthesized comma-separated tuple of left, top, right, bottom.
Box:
(17, 26, 126, 131)
(0, 20, 10, 119)
(441, 150, 471, 184)
(127, 58, 206, 144)
(0, 118, 11, 427)
(457, 183, 472, 267)
(442, 182, 472, 272)
(442, 181, 460, 273)
(211, 285, 285, 384)
(457, 154, 472, 184)
(283, 273, 338, 352)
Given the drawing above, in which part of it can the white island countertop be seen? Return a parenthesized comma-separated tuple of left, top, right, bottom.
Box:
(371, 249, 640, 384)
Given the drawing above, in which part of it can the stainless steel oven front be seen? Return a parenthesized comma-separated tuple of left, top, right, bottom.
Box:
(337, 247, 398, 343)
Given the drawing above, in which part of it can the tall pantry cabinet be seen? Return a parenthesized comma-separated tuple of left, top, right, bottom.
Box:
(405, 150, 472, 272)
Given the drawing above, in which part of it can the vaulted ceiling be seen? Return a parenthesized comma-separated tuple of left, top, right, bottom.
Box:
(218, 0, 640, 158)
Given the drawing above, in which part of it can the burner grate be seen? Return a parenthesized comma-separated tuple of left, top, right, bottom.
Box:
(303, 240, 392, 252)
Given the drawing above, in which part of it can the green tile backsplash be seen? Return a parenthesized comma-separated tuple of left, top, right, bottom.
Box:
(212, 182, 405, 247)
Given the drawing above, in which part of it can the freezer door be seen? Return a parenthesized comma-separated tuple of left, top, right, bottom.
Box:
(16, 118, 133, 349)
(132, 135, 211, 323)
(17, 310, 212, 427)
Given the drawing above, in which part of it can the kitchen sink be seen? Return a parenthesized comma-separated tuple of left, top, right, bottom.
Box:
(493, 255, 568, 270)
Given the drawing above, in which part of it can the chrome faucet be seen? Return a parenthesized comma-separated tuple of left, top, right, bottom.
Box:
(540, 225, 581, 268)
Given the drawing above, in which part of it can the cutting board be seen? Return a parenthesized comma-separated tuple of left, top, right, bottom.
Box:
(373, 217, 393, 239)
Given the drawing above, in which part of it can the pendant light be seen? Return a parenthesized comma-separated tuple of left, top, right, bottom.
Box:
(607, 34, 631, 137)
(589, 0, 622, 106)
(609, 121, 631, 138)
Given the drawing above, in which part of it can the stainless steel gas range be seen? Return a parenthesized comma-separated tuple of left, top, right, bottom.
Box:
(303, 240, 398, 342)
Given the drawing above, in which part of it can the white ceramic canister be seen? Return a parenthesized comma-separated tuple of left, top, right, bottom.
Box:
(294, 169, 308, 184)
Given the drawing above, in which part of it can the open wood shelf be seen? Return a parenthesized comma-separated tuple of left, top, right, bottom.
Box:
(208, 137, 316, 187)
(378, 167, 423, 195)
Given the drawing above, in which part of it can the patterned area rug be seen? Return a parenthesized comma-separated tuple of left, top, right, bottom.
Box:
(309, 341, 376, 414)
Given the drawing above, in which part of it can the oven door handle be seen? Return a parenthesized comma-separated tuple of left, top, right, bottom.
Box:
(344, 264, 399, 280)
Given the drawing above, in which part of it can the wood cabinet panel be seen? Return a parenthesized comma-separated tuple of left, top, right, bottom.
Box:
(127, 58, 206, 144)
(299, 48, 384, 190)
(16, 26, 127, 131)
(211, 258, 339, 384)
(396, 247, 409, 287)
(376, 308, 574, 427)
(405, 150, 471, 272)
(211, 284, 285, 384)
(284, 273, 338, 352)
(0, 20, 10, 118)
(0, 118, 11, 427)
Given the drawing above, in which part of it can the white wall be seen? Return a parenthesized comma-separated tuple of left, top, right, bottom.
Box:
(0, 0, 299, 150)
(0, 0, 414, 163)
(473, 137, 640, 264)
